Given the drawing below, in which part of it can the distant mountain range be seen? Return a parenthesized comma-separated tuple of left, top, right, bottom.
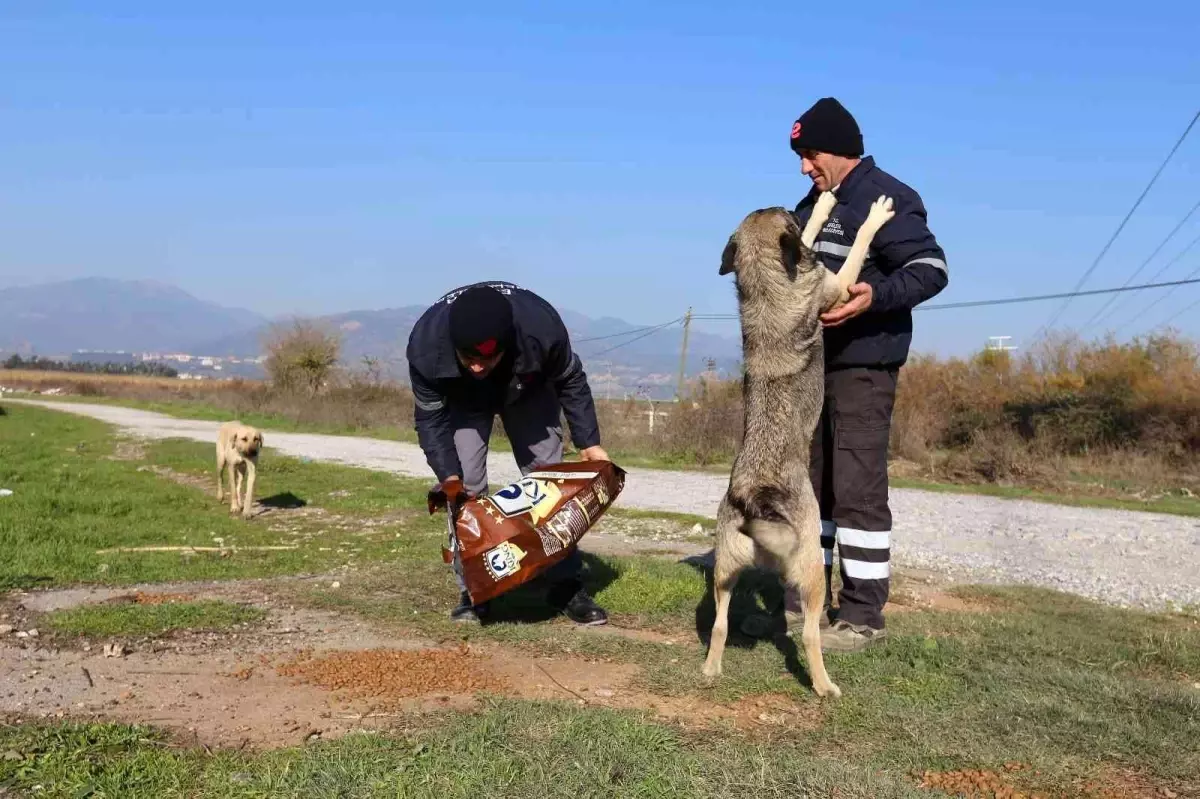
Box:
(0, 278, 742, 394)
(0, 278, 266, 355)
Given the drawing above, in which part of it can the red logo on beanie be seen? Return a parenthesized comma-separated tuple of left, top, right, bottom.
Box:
(791, 122, 802, 139)
(475, 339, 498, 356)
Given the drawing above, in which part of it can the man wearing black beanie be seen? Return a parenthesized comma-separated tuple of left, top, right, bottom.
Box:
(787, 97, 949, 653)
(407, 281, 611, 626)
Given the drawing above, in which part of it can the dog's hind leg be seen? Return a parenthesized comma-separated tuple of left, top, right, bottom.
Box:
(702, 556, 738, 678)
(216, 449, 226, 502)
(702, 500, 748, 679)
(784, 519, 841, 699)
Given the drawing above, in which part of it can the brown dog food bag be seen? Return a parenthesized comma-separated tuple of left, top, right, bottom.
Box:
(440, 460, 626, 606)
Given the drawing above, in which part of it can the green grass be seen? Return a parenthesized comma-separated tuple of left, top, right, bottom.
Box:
(0, 702, 927, 799)
(43, 600, 266, 638)
(294, 564, 1200, 794)
(0, 403, 441, 590)
(4, 401, 1199, 797)
(148, 436, 427, 517)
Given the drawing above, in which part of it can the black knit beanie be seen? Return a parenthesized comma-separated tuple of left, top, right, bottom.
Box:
(789, 97, 864, 157)
(448, 285, 515, 357)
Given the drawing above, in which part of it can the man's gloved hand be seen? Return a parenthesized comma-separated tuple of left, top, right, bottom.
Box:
(427, 475, 470, 515)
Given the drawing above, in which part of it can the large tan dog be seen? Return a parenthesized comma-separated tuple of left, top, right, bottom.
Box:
(701, 191, 895, 698)
(216, 421, 263, 518)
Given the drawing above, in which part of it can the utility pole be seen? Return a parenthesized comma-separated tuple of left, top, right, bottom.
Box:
(675, 307, 693, 400)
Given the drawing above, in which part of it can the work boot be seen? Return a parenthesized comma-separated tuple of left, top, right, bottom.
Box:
(549, 581, 608, 626)
(449, 591, 489, 623)
(819, 619, 887, 653)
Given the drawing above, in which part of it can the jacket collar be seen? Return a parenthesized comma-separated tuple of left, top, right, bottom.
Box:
(832, 155, 874, 200)
(797, 155, 874, 210)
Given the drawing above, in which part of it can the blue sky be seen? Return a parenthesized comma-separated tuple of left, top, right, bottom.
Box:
(2, 0, 1198, 359)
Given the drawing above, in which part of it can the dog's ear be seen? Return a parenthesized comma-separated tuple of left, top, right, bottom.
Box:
(779, 227, 801, 281)
(718, 236, 737, 275)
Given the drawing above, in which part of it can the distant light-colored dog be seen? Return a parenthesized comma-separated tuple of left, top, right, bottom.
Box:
(701, 191, 895, 698)
(216, 421, 263, 518)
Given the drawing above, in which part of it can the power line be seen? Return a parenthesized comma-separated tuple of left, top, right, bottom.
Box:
(583, 317, 682, 357)
(574, 323, 679, 343)
(918, 277, 1200, 310)
(688, 275, 1200, 319)
(1105, 231, 1200, 332)
(1080, 196, 1200, 332)
(1034, 107, 1200, 336)
(1115, 261, 1200, 333)
(1152, 292, 1200, 333)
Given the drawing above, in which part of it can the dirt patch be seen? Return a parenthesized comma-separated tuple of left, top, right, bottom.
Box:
(2, 575, 831, 749)
(276, 645, 508, 703)
(913, 764, 1190, 799)
(122, 591, 197, 606)
(581, 515, 712, 559)
(108, 438, 148, 462)
(137, 464, 213, 492)
(1075, 766, 1193, 798)
(887, 572, 996, 615)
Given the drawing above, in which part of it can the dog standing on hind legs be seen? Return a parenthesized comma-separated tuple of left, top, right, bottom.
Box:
(701, 191, 895, 698)
(216, 421, 263, 519)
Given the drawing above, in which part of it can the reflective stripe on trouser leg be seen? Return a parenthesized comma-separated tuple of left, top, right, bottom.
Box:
(837, 527, 890, 627)
(821, 520, 836, 610)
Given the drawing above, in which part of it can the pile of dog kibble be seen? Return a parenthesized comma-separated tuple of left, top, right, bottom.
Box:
(275, 646, 508, 703)
(915, 765, 1044, 798)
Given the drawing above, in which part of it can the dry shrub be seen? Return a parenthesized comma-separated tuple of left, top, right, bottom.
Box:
(0, 367, 416, 435)
(262, 317, 342, 395)
(891, 330, 1200, 488)
(8, 329, 1200, 492)
(656, 377, 743, 465)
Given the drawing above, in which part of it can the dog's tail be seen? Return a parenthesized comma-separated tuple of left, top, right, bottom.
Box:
(731, 487, 803, 562)
(741, 518, 800, 562)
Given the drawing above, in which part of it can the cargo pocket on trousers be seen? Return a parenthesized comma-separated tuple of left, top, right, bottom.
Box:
(835, 423, 891, 452)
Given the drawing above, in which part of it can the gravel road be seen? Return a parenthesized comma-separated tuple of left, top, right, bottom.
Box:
(9, 398, 1200, 612)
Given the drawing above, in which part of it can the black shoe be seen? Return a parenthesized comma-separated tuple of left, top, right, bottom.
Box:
(450, 591, 489, 623)
(549, 583, 608, 626)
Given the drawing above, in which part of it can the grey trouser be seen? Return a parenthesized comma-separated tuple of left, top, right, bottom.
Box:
(448, 382, 582, 594)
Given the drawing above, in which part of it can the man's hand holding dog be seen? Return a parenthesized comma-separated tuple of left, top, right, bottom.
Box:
(820, 282, 873, 327)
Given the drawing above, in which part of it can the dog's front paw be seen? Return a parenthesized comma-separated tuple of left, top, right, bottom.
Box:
(865, 195, 895, 229)
(814, 190, 837, 217)
(701, 661, 722, 679)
